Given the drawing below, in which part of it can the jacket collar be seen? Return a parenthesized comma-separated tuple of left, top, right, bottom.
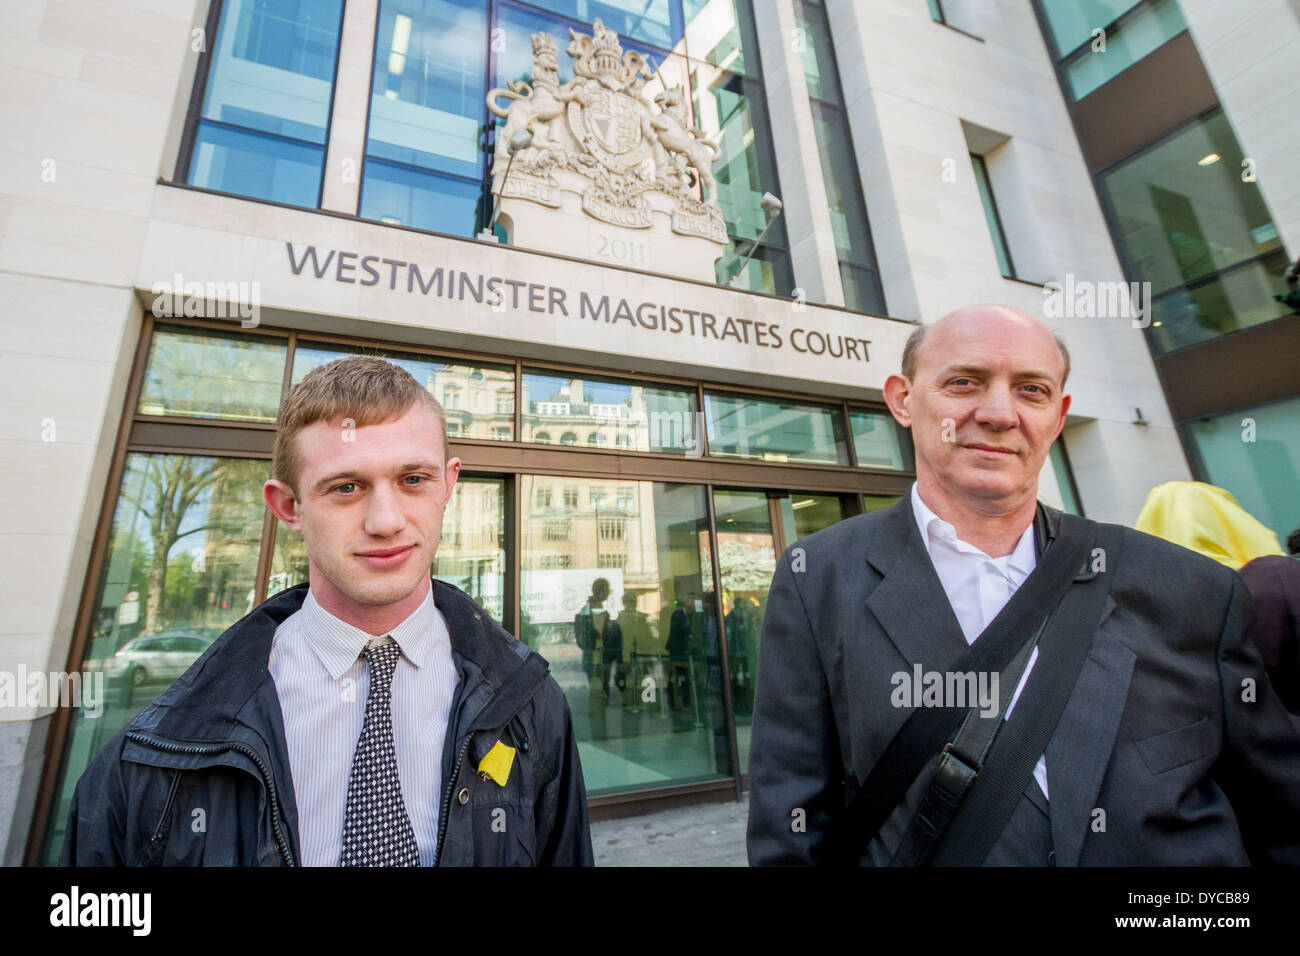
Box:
(865, 497, 968, 669)
(864, 495, 1064, 672)
(131, 577, 547, 746)
(130, 583, 307, 745)
(1034, 499, 1061, 559)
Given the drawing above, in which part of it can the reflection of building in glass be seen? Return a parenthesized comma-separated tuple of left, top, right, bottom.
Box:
(521, 476, 659, 622)
(434, 478, 505, 621)
(425, 364, 514, 440)
(522, 375, 649, 450)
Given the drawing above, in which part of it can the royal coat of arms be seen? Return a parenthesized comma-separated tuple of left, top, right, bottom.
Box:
(569, 87, 652, 175)
(485, 18, 727, 244)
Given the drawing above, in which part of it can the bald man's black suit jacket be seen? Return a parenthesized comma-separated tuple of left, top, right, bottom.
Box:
(746, 497, 1300, 865)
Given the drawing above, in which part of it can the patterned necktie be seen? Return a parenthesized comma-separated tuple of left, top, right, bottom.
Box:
(339, 637, 421, 866)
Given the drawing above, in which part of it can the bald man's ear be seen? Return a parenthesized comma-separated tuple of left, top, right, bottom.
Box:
(1054, 393, 1072, 439)
(884, 374, 912, 428)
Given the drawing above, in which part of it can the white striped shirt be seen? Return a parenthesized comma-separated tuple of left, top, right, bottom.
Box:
(268, 585, 458, 866)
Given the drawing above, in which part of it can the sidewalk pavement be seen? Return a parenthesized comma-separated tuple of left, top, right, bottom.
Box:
(590, 797, 749, 866)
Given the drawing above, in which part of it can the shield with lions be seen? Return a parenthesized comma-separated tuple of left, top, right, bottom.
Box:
(568, 88, 653, 175)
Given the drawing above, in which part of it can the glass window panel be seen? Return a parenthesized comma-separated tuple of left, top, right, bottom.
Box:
(839, 261, 886, 316)
(494, 3, 577, 95)
(705, 391, 849, 465)
(367, 0, 488, 179)
(521, 369, 700, 454)
(492, 3, 673, 112)
(1098, 110, 1283, 296)
(292, 342, 515, 440)
(712, 487, 774, 774)
(1147, 252, 1295, 353)
(1061, 0, 1187, 99)
(200, 0, 344, 144)
(1184, 396, 1300, 544)
(794, 0, 840, 105)
(359, 159, 485, 237)
(862, 494, 900, 513)
(972, 152, 1016, 279)
(519, 476, 732, 792)
(270, 474, 507, 622)
(683, 0, 752, 76)
(849, 407, 910, 470)
(39, 453, 269, 863)
(810, 101, 875, 264)
(138, 325, 287, 423)
(188, 121, 324, 206)
(1038, 0, 1146, 58)
(691, 68, 785, 244)
(540, 0, 684, 52)
(717, 242, 795, 296)
(777, 492, 844, 547)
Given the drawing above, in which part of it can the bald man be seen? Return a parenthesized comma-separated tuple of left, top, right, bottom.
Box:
(747, 304, 1300, 866)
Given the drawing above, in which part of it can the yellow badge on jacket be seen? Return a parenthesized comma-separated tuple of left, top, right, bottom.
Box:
(477, 741, 516, 786)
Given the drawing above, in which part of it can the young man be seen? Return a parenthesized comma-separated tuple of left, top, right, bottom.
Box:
(62, 357, 593, 866)
(747, 304, 1300, 866)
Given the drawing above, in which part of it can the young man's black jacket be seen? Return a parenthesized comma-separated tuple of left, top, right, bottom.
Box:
(61, 578, 594, 866)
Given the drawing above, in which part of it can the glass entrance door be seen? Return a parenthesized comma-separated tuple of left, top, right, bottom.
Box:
(518, 476, 732, 795)
(714, 489, 849, 775)
(712, 489, 778, 776)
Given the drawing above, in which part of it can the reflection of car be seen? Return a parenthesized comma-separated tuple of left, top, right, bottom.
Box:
(104, 632, 214, 686)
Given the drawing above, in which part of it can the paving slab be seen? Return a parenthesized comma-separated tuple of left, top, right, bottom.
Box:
(590, 799, 750, 867)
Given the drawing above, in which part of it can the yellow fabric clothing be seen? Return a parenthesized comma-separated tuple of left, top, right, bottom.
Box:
(1135, 481, 1284, 569)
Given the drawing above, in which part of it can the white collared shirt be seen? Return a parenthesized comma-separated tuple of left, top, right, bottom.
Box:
(268, 585, 458, 865)
(910, 484, 1050, 799)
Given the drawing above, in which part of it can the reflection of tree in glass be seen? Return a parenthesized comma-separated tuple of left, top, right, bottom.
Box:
(119, 456, 231, 632)
(140, 331, 283, 422)
(164, 551, 203, 621)
(717, 538, 775, 594)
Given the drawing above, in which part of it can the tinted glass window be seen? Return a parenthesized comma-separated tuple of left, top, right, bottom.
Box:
(705, 391, 849, 466)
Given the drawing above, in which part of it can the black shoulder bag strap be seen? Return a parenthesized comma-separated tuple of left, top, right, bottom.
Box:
(841, 510, 1096, 864)
(927, 519, 1124, 865)
(889, 610, 1043, 866)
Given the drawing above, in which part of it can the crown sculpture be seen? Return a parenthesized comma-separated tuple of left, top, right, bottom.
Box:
(486, 20, 728, 278)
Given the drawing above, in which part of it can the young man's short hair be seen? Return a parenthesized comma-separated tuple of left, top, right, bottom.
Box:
(271, 356, 448, 496)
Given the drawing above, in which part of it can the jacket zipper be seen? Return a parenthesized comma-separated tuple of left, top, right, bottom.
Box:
(150, 770, 183, 845)
(430, 669, 548, 866)
(432, 733, 473, 867)
(125, 732, 295, 867)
